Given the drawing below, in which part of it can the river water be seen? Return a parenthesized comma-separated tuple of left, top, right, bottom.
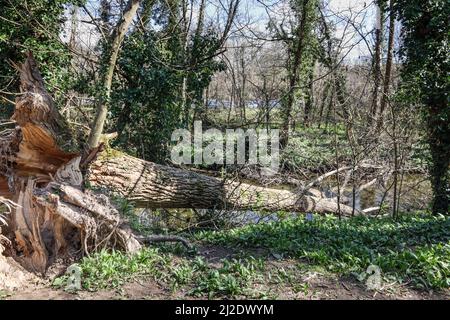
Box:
(321, 174, 432, 213)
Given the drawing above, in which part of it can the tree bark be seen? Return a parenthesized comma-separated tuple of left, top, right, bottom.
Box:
(371, 2, 384, 119)
(87, 0, 141, 148)
(303, 66, 314, 126)
(378, 0, 395, 126)
(280, 0, 311, 148)
(88, 154, 356, 215)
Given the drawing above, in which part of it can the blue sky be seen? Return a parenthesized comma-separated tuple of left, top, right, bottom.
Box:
(63, 0, 379, 62)
(204, 0, 378, 62)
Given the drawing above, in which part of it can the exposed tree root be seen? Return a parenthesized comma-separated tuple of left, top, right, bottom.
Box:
(0, 53, 144, 273)
(0, 253, 40, 291)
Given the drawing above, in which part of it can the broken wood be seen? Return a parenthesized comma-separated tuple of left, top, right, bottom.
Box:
(0, 53, 142, 273)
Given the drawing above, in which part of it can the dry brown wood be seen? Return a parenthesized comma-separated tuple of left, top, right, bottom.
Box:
(0, 53, 142, 273)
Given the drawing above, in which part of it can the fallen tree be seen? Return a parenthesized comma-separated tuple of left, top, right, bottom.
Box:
(0, 54, 356, 274)
(89, 154, 356, 215)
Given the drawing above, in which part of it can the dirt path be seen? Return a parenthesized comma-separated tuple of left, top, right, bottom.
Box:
(2, 244, 448, 300)
(3, 271, 448, 300)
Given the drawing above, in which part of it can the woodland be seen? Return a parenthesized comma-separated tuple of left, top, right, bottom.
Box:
(0, 0, 448, 300)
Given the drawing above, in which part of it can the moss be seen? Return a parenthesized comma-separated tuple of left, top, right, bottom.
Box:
(98, 147, 125, 160)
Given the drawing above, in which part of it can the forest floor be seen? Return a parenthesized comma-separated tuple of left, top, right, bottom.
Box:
(3, 254, 449, 300)
(2, 213, 449, 300)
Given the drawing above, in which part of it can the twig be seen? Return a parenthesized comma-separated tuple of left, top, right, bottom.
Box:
(136, 235, 193, 249)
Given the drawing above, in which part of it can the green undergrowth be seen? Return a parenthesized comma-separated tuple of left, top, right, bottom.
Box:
(281, 125, 351, 170)
(53, 213, 449, 298)
(195, 213, 450, 289)
(54, 247, 266, 299)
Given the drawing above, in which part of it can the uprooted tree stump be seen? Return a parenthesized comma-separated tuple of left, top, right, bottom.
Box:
(0, 53, 357, 274)
(0, 53, 142, 274)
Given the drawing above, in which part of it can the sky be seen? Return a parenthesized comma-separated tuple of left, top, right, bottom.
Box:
(194, 0, 378, 62)
(62, 0, 381, 63)
(240, 0, 377, 62)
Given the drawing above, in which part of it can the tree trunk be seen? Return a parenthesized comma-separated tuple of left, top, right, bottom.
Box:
(371, 2, 384, 119)
(303, 66, 314, 126)
(280, 0, 310, 148)
(69, 5, 79, 51)
(88, 154, 356, 215)
(378, 0, 395, 127)
(428, 104, 450, 215)
(87, 0, 141, 148)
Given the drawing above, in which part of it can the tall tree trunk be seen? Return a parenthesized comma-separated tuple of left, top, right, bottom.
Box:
(317, 80, 330, 129)
(428, 104, 450, 215)
(69, 5, 79, 51)
(371, 2, 384, 119)
(324, 80, 335, 132)
(181, 0, 191, 127)
(87, 0, 141, 148)
(303, 66, 314, 126)
(280, 0, 310, 148)
(190, 0, 207, 124)
(239, 47, 247, 123)
(378, 0, 395, 127)
(335, 72, 347, 119)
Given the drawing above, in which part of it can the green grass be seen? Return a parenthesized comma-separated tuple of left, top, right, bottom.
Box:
(53, 246, 265, 298)
(195, 213, 450, 289)
(53, 213, 449, 298)
(77, 248, 170, 290)
(188, 256, 264, 298)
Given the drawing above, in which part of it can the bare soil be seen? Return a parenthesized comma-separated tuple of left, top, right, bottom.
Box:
(3, 272, 448, 300)
(1, 244, 448, 300)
